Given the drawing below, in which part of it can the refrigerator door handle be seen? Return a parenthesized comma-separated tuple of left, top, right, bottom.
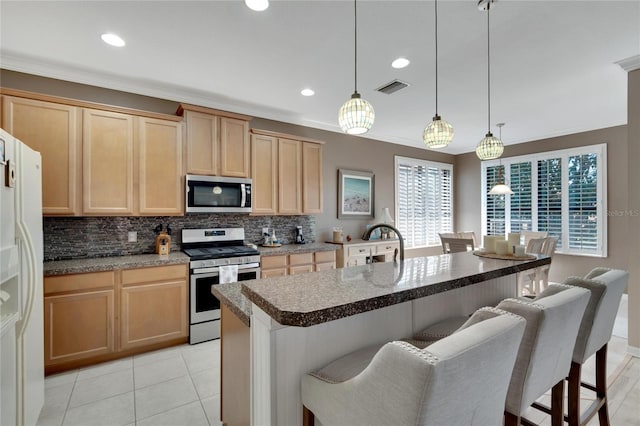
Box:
(14, 223, 36, 338)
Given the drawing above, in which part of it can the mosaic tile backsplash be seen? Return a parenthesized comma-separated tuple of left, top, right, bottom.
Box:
(43, 215, 316, 261)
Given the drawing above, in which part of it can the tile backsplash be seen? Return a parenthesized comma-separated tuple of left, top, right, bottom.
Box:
(43, 215, 316, 261)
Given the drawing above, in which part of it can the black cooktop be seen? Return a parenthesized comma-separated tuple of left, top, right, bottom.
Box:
(183, 245, 259, 260)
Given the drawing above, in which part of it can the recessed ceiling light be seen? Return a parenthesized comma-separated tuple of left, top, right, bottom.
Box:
(245, 0, 269, 11)
(301, 89, 315, 97)
(391, 57, 410, 69)
(101, 33, 125, 47)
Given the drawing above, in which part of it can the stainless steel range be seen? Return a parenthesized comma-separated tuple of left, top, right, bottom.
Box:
(182, 228, 260, 344)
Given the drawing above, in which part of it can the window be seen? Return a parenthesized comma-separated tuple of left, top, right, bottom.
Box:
(481, 144, 607, 257)
(395, 156, 453, 248)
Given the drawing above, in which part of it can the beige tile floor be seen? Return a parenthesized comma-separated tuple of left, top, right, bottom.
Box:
(39, 296, 638, 426)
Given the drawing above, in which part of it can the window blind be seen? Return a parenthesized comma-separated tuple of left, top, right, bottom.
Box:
(568, 153, 598, 252)
(510, 162, 532, 233)
(537, 158, 563, 249)
(486, 165, 506, 235)
(395, 157, 453, 248)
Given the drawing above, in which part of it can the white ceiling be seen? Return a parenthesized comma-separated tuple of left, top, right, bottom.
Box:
(1, 1, 639, 154)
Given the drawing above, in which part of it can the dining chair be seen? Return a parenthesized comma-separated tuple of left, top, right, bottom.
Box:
(517, 237, 557, 296)
(457, 231, 478, 247)
(301, 311, 526, 426)
(520, 230, 548, 246)
(440, 237, 474, 254)
(438, 233, 458, 252)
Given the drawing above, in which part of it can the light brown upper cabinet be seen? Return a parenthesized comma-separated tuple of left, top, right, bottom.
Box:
(2, 95, 81, 215)
(138, 117, 183, 215)
(278, 138, 303, 214)
(178, 104, 251, 178)
(251, 134, 278, 215)
(83, 109, 135, 215)
(250, 130, 324, 215)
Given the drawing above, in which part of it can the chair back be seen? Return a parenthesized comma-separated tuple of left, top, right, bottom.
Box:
(440, 237, 474, 253)
(521, 230, 548, 246)
(563, 268, 629, 363)
(457, 231, 478, 247)
(525, 237, 546, 255)
(497, 285, 590, 415)
(542, 237, 558, 257)
(416, 314, 526, 425)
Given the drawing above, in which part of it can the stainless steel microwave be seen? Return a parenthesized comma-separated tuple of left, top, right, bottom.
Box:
(185, 175, 252, 213)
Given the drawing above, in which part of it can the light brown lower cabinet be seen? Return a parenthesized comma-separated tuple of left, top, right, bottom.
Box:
(261, 250, 336, 278)
(43, 264, 188, 373)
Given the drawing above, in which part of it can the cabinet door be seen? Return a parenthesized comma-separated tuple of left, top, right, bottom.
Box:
(302, 142, 323, 214)
(220, 117, 250, 177)
(83, 109, 134, 214)
(138, 117, 183, 215)
(278, 138, 302, 214)
(289, 264, 314, 275)
(315, 262, 336, 272)
(251, 134, 278, 214)
(120, 280, 187, 350)
(185, 110, 217, 175)
(2, 96, 81, 215)
(44, 290, 115, 366)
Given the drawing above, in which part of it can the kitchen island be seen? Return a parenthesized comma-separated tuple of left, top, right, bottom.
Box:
(214, 252, 550, 426)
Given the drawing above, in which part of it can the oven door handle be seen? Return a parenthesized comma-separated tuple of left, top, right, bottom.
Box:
(192, 262, 261, 275)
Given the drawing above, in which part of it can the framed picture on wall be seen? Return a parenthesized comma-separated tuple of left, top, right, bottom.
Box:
(338, 169, 374, 219)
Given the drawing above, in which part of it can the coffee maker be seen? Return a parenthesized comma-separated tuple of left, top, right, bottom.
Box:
(295, 226, 305, 244)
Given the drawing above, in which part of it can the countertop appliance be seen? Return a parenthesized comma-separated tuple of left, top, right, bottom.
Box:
(182, 228, 260, 344)
(185, 175, 252, 214)
(0, 129, 44, 426)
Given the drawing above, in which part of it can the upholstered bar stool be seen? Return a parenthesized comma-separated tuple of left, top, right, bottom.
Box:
(413, 285, 591, 426)
(301, 311, 526, 426)
(532, 268, 629, 426)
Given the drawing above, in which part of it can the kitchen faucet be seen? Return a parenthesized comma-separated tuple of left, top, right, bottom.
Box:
(362, 224, 404, 263)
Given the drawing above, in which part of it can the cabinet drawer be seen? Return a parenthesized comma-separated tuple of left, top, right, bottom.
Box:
(376, 242, 399, 254)
(315, 262, 335, 272)
(45, 271, 115, 295)
(289, 252, 313, 266)
(289, 264, 314, 275)
(261, 268, 287, 278)
(121, 264, 187, 285)
(314, 251, 336, 264)
(261, 255, 288, 270)
(348, 245, 374, 258)
(347, 257, 368, 267)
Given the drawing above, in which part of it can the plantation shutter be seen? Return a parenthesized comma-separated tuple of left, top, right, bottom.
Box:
(567, 153, 599, 252)
(509, 162, 532, 233)
(537, 158, 563, 249)
(395, 157, 453, 248)
(486, 165, 506, 235)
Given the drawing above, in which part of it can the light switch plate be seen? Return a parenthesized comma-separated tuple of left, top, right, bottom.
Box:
(128, 231, 137, 242)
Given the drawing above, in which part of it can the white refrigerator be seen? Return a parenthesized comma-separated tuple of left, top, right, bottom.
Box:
(0, 128, 44, 426)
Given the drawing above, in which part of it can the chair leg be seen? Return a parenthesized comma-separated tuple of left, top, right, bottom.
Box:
(595, 344, 610, 426)
(302, 405, 315, 426)
(567, 361, 581, 426)
(505, 411, 521, 426)
(551, 379, 565, 426)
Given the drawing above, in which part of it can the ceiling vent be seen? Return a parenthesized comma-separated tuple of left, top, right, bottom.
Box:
(375, 79, 410, 95)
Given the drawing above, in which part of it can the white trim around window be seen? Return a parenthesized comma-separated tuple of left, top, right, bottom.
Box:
(481, 144, 607, 257)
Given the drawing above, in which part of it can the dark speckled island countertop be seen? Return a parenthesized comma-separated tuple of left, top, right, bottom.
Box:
(241, 252, 551, 328)
(212, 282, 252, 327)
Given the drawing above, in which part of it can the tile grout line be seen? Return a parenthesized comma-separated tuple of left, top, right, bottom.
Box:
(132, 357, 138, 426)
(59, 371, 79, 426)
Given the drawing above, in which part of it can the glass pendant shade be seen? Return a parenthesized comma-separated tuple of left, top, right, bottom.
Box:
(476, 132, 504, 160)
(489, 183, 513, 195)
(339, 92, 375, 135)
(423, 115, 454, 148)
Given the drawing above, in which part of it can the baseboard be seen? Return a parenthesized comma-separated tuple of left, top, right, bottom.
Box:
(627, 345, 640, 358)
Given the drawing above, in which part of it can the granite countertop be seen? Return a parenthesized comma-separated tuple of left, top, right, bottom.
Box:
(43, 252, 190, 276)
(241, 252, 551, 328)
(257, 242, 338, 256)
(212, 282, 252, 327)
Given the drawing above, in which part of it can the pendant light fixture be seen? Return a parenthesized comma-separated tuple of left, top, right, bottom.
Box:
(338, 0, 375, 135)
(475, 0, 504, 160)
(489, 123, 513, 195)
(423, 0, 454, 149)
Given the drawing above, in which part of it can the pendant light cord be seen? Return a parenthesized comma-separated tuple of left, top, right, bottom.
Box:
(434, 0, 439, 115)
(487, 5, 491, 133)
(354, 0, 358, 94)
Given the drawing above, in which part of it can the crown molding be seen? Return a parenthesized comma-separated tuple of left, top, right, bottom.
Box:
(616, 55, 640, 72)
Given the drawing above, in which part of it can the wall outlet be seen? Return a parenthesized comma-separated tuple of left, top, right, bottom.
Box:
(128, 231, 137, 242)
